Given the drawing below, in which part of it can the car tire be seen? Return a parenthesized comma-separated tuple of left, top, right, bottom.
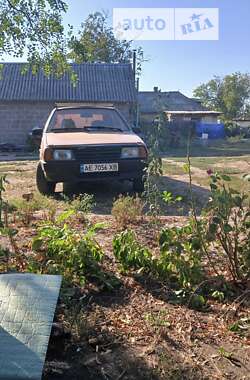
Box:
(133, 178, 145, 193)
(36, 163, 56, 195)
(62, 182, 75, 195)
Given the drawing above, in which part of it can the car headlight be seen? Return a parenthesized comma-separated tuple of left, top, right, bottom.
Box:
(121, 146, 147, 159)
(53, 149, 73, 160)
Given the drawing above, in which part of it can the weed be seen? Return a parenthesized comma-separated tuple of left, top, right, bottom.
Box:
(0, 175, 7, 227)
(70, 193, 95, 213)
(0, 246, 10, 272)
(30, 211, 104, 286)
(9, 192, 59, 224)
(162, 191, 182, 205)
(112, 194, 144, 229)
(143, 173, 161, 223)
(113, 229, 152, 271)
(229, 317, 250, 336)
(10, 196, 37, 225)
(218, 347, 233, 360)
(144, 310, 170, 328)
(211, 290, 225, 302)
(158, 224, 203, 288)
(189, 294, 207, 311)
(0, 175, 25, 270)
(206, 173, 250, 281)
(67, 193, 95, 224)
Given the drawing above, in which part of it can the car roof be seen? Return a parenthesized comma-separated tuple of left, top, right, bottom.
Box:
(55, 105, 116, 111)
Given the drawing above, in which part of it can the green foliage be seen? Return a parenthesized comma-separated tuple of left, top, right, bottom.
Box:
(0, 175, 7, 227)
(30, 214, 104, 286)
(143, 176, 161, 222)
(224, 121, 241, 138)
(66, 193, 95, 224)
(162, 191, 182, 205)
(112, 195, 144, 229)
(149, 112, 167, 155)
(69, 193, 95, 214)
(158, 225, 203, 288)
(113, 230, 152, 271)
(229, 317, 250, 336)
(211, 290, 225, 302)
(218, 347, 234, 360)
(113, 223, 203, 289)
(144, 310, 171, 328)
(0, 246, 11, 272)
(206, 173, 250, 280)
(0, 0, 73, 78)
(193, 72, 250, 120)
(10, 192, 59, 224)
(189, 294, 207, 311)
(68, 10, 144, 74)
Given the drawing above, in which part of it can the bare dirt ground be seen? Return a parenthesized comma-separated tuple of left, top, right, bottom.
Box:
(1, 157, 250, 380)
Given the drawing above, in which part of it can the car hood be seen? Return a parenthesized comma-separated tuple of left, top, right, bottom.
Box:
(45, 132, 145, 147)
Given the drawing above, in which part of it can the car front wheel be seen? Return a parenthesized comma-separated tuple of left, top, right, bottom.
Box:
(36, 163, 56, 195)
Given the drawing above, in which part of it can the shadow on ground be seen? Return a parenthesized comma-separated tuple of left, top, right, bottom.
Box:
(58, 176, 210, 217)
(43, 322, 204, 380)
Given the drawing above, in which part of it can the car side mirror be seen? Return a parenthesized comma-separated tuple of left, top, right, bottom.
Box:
(31, 128, 43, 137)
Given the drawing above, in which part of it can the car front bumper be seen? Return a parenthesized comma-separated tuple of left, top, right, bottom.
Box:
(42, 159, 147, 183)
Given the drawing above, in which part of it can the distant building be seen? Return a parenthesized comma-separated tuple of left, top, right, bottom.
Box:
(164, 110, 222, 124)
(233, 118, 250, 128)
(138, 88, 222, 125)
(0, 63, 137, 145)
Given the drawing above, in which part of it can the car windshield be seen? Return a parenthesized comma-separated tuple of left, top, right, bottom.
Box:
(47, 108, 130, 132)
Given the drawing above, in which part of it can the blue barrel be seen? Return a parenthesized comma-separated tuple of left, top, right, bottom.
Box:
(196, 123, 225, 139)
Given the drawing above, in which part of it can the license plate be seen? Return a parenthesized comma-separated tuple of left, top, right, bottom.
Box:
(80, 163, 119, 173)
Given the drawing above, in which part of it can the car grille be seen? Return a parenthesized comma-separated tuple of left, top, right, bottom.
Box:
(74, 145, 121, 161)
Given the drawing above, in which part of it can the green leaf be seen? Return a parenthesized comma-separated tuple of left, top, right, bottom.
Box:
(233, 196, 242, 207)
(183, 163, 190, 174)
(32, 238, 43, 251)
(212, 217, 221, 225)
(211, 290, 224, 302)
(210, 183, 218, 191)
(56, 209, 75, 223)
(223, 224, 233, 233)
(175, 196, 183, 202)
(221, 174, 231, 182)
(190, 294, 206, 310)
(209, 223, 218, 234)
(162, 191, 173, 203)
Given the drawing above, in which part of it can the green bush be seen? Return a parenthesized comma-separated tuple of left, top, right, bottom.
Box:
(69, 193, 95, 214)
(206, 173, 250, 280)
(113, 229, 152, 271)
(158, 225, 203, 288)
(113, 225, 203, 289)
(30, 212, 104, 286)
(224, 121, 241, 137)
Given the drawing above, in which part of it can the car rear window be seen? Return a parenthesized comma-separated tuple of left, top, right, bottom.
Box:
(47, 108, 129, 132)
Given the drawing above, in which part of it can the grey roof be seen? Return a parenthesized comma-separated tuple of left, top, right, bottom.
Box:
(0, 63, 136, 103)
(164, 110, 222, 115)
(138, 91, 205, 113)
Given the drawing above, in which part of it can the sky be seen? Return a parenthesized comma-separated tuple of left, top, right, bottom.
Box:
(4, 0, 250, 97)
(62, 0, 250, 96)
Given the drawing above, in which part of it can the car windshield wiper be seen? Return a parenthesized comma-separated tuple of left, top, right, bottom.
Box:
(50, 128, 87, 133)
(85, 126, 124, 132)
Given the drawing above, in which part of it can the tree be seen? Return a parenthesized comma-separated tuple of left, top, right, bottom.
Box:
(0, 0, 72, 77)
(193, 73, 250, 120)
(68, 11, 144, 75)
